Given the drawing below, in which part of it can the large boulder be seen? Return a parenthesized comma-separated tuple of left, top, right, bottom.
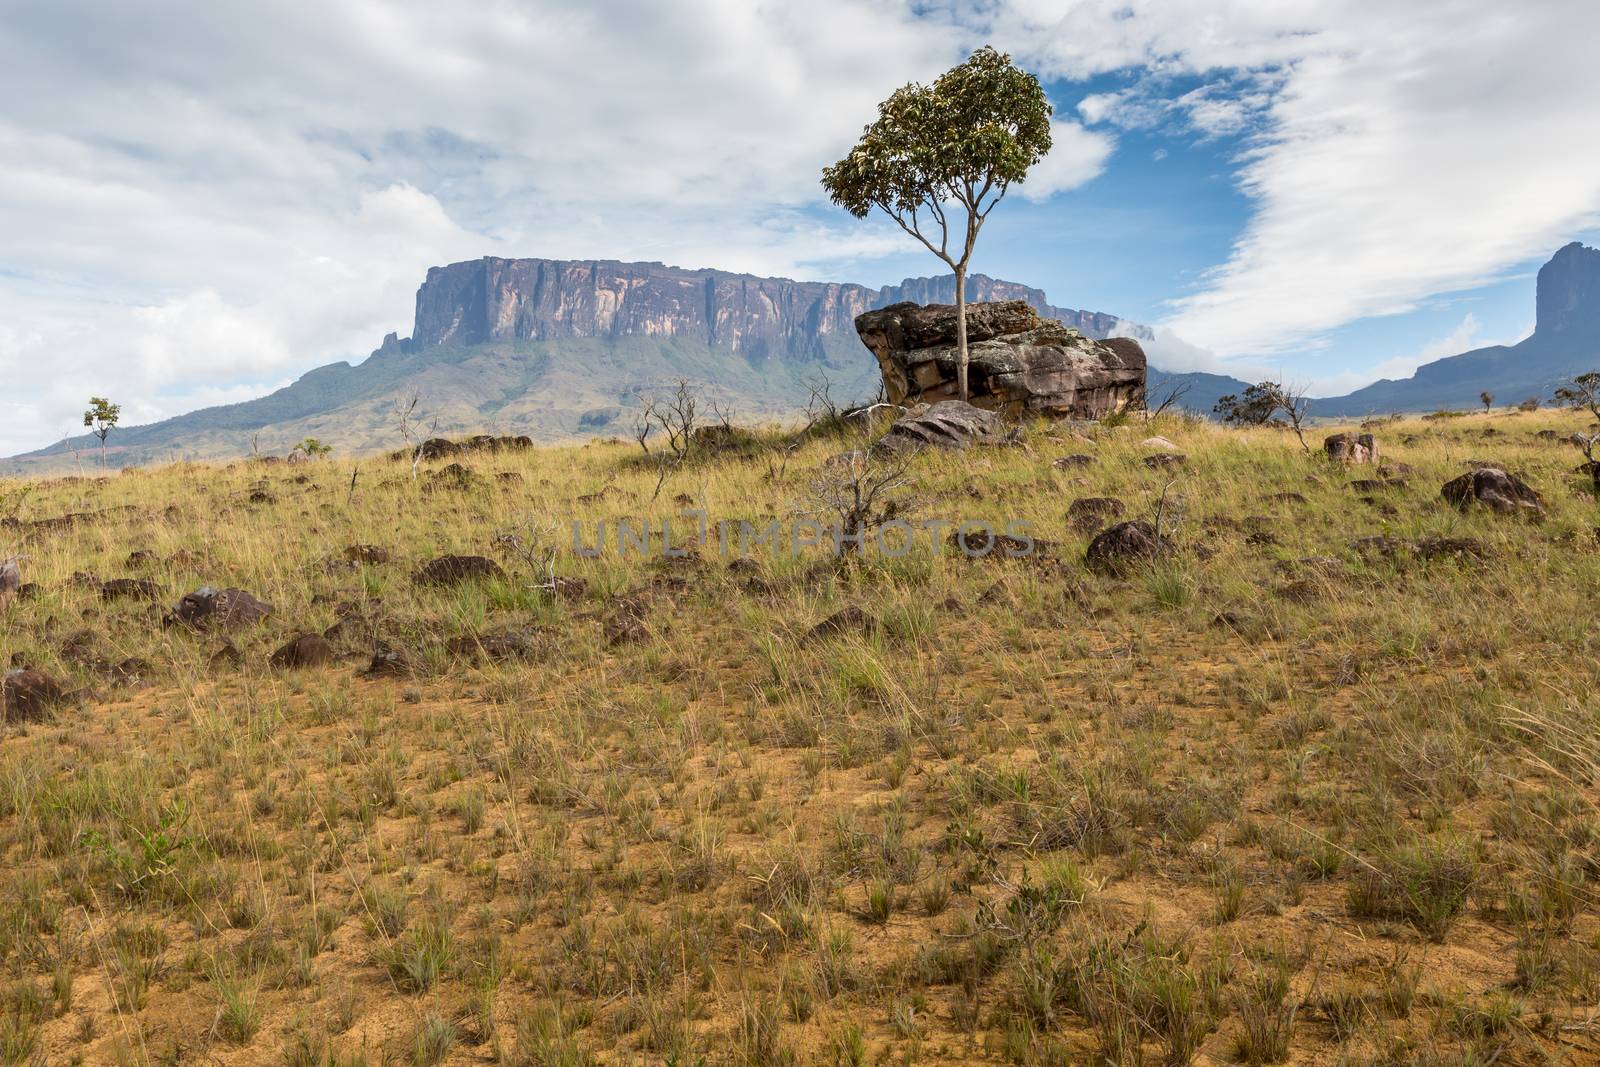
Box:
(169, 587, 274, 629)
(877, 401, 1005, 453)
(1440, 468, 1544, 516)
(1325, 432, 1379, 464)
(854, 300, 1146, 418)
(1085, 520, 1168, 573)
(2, 669, 69, 723)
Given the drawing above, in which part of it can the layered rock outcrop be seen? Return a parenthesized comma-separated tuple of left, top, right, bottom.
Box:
(854, 300, 1147, 418)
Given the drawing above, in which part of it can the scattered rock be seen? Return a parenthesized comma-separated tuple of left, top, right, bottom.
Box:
(1276, 578, 1324, 603)
(804, 605, 877, 641)
(344, 544, 391, 565)
(1143, 453, 1187, 471)
(210, 641, 242, 668)
(877, 400, 1006, 453)
(414, 555, 506, 587)
(1068, 496, 1125, 534)
(446, 627, 549, 662)
(1265, 491, 1308, 505)
(1, 668, 70, 723)
(1440, 468, 1545, 516)
(1140, 436, 1179, 450)
(1413, 537, 1485, 561)
(547, 576, 588, 601)
(1324, 432, 1380, 464)
(1352, 534, 1486, 562)
(111, 658, 154, 684)
(269, 634, 335, 669)
(247, 488, 276, 505)
(946, 528, 1044, 557)
(321, 613, 371, 645)
(100, 578, 162, 602)
(1052, 454, 1096, 470)
(170, 587, 274, 629)
(363, 642, 414, 677)
(0, 558, 19, 608)
(603, 611, 649, 646)
(424, 463, 482, 493)
(855, 299, 1145, 417)
(497, 471, 524, 484)
(126, 549, 159, 568)
(1347, 478, 1406, 493)
(1085, 520, 1168, 573)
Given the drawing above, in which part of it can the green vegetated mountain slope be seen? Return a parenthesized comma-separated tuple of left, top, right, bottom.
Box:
(3, 259, 1111, 473)
(10, 242, 1598, 474)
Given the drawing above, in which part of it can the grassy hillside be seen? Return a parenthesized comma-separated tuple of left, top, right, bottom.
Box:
(4, 335, 878, 475)
(3, 407, 1600, 1064)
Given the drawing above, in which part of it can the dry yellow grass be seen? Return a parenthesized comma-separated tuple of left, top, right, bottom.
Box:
(3, 407, 1600, 1065)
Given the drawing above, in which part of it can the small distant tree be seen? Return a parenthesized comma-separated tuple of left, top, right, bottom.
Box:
(82, 397, 121, 468)
(1480, 391, 1494, 413)
(1517, 396, 1540, 413)
(822, 47, 1053, 403)
(1554, 371, 1600, 422)
(1214, 381, 1312, 453)
(1555, 372, 1600, 493)
(293, 438, 333, 459)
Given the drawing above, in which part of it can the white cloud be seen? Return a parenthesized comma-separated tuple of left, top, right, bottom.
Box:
(1018, 121, 1115, 201)
(0, 0, 966, 454)
(981, 1, 1600, 364)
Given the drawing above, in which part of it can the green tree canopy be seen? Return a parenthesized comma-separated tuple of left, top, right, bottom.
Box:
(822, 46, 1052, 402)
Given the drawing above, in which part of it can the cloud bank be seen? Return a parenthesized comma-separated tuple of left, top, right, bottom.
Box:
(3, 1, 1599, 453)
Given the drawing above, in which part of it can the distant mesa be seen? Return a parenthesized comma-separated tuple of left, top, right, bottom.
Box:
(3, 257, 1158, 472)
(6, 242, 1598, 473)
(1310, 240, 1600, 415)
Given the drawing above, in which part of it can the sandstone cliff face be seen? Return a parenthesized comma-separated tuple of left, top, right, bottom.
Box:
(400, 257, 1139, 361)
(856, 300, 1147, 418)
(410, 257, 880, 359)
(1535, 241, 1600, 339)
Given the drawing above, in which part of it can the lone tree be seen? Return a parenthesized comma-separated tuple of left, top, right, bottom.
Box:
(1214, 381, 1312, 453)
(1480, 391, 1494, 413)
(1554, 371, 1600, 492)
(293, 437, 333, 459)
(822, 47, 1053, 403)
(82, 397, 120, 468)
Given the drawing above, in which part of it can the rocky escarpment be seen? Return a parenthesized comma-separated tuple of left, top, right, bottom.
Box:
(403, 257, 882, 360)
(384, 256, 1143, 362)
(1313, 241, 1600, 416)
(1535, 241, 1600, 339)
(856, 300, 1147, 418)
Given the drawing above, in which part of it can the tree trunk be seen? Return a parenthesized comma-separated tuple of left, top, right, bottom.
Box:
(954, 267, 969, 403)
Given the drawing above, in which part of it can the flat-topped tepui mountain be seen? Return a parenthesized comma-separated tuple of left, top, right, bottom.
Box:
(9, 243, 1598, 473)
(3, 258, 1161, 471)
(1310, 241, 1600, 415)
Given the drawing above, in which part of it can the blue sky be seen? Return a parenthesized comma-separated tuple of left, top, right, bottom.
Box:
(2, 1, 1599, 454)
